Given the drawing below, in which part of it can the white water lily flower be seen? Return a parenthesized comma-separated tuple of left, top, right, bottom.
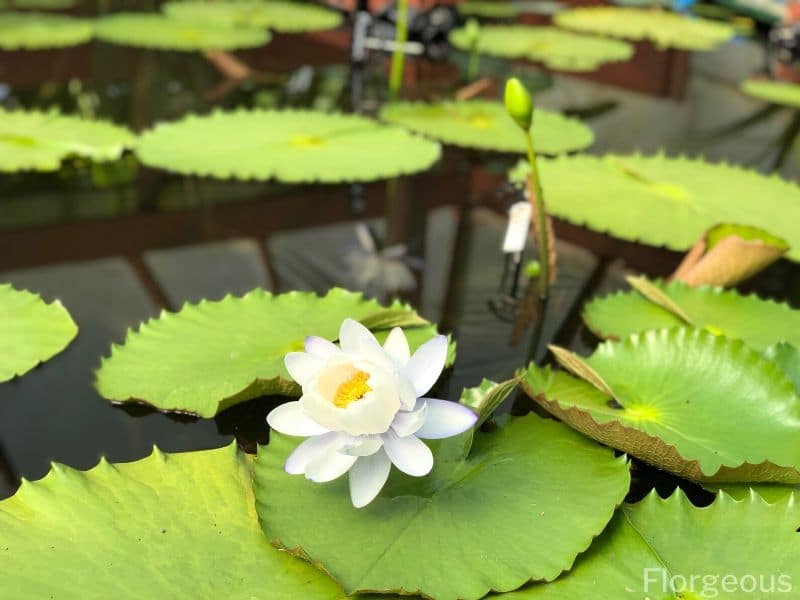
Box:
(267, 318, 477, 508)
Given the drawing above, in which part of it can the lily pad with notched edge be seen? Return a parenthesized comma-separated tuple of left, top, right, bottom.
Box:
(741, 78, 800, 108)
(449, 25, 634, 72)
(504, 490, 800, 599)
(509, 153, 800, 261)
(163, 0, 342, 33)
(522, 328, 800, 483)
(254, 408, 630, 599)
(554, 7, 735, 50)
(95, 288, 452, 418)
(0, 12, 92, 50)
(94, 13, 270, 51)
(0, 109, 135, 172)
(583, 278, 800, 351)
(379, 100, 594, 155)
(135, 109, 441, 183)
(0, 284, 77, 382)
(0, 443, 345, 599)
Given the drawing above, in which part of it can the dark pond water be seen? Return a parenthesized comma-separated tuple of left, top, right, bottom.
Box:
(1, 11, 798, 502)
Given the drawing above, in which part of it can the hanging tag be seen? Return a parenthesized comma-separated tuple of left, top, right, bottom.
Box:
(502, 201, 532, 253)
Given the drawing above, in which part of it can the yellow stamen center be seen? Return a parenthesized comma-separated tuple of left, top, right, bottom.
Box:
(290, 135, 326, 148)
(623, 404, 662, 423)
(467, 115, 492, 128)
(333, 370, 372, 408)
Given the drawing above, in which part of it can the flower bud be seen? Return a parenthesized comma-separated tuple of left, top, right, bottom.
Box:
(465, 17, 480, 46)
(504, 77, 533, 131)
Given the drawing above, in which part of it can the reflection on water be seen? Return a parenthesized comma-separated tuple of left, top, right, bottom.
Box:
(1, 18, 798, 499)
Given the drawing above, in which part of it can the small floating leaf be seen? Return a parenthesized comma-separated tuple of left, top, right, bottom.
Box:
(255, 412, 630, 599)
(741, 78, 800, 108)
(0, 109, 135, 172)
(379, 100, 594, 155)
(0, 12, 92, 50)
(0, 444, 344, 598)
(449, 25, 634, 72)
(522, 328, 800, 483)
(583, 278, 800, 351)
(135, 109, 441, 183)
(0, 284, 77, 382)
(555, 6, 735, 50)
(95, 13, 270, 51)
(96, 288, 451, 417)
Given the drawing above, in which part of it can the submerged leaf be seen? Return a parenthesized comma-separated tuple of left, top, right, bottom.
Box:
(449, 25, 634, 72)
(379, 100, 594, 155)
(523, 328, 800, 483)
(0, 12, 92, 50)
(555, 6, 735, 50)
(255, 412, 630, 599)
(135, 109, 441, 183)
(95, 288, 451, 417)
(0, 444, 344, 598)
(0, 284, 77, 382)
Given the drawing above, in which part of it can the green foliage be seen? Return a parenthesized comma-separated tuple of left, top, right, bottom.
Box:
(0, 12, 92, 50)
(95, 289, 451, 417)
(449, 25, 634, 71)
(94, 13, 270, 51)
(255, 412, 630, 599)
(523, 328, 800, 482)
(0, 284, 77, 382)
(163, 1, 342, 33)
(554, 6, 735, 50)
(379, 100, 593, 155)
(0, 109, 135, 172)
(0, 444, 344, 598)
(510, 153, 800, 261)
(459, 1, 520, 18)
(135, 109, 441, 183)
(741, 78, 800, 108)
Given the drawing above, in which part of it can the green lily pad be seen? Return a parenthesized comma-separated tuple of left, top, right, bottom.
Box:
(379, 100, 594, 155)
(0, 109, 135, 172)
(554, 7, 735, 50)
(94, 13, 270, 51)
(0, 284, 77, 382)
(509, 153, 800, 261)
(6, 0, 76, 9)
(459, 1, 520, 18)
(163, 0, 343, 33)
(505, 490, 800, 599)
(449, 25, 634, 72)
(135, 109, 441, 183)
(254, 411, 630, 599)
(522, 328, 800, 483)
(0, 12, 92, 50)
(707, 483, 799, 503)
(583, 278, 800, 351)
(0, 443, 344, 598)
(741, 78, 800, 109)
(765, 342, 800, 393)
(95, 288, 452, 418)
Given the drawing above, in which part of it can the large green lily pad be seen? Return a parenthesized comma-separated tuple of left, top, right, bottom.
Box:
(0, 284, 77, 382)
(254, 412, 630, 599)
(0, 12, 92, 50)
(741, 78, 800, 109)
(765, 342, 800, 393)
(135, 109, 441, 183)
(163, 0, 343, 33)
(449, 25, 634, 72)
(379, 100, 594, 155)
(94, 13, 270, 51)
(95, 288, 452, 418)
(506, 490, 800, 598)
(0, 109, 135, 172)
(554, 7, 735, 50)
(0, 443, 344, 598)
(510, 153, 800, 261)
(583, 278, 800, 351)
(522, 328, 800, 483)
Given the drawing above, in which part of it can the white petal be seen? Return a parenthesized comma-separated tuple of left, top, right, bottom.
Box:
(285, 352, 325, 386)
(383, 327, 410, 366)
(403, 335, 448, 396)
(391, 399, 428, 437)
(267, 401, 329, 437)
(304, 336, 340, 359)
(305, 451, 358, 483)
(338, 319, 394, 371)
(396, 373, 418, 411)
(340, 434, 384, 456)
(349, 449, 392, 508)
(284, 432, 340, 474)
(415, 399, 478, 439)
(382, 431, 433, 477)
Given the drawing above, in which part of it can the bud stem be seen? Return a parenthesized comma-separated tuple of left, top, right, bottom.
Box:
(524, 132, 550, 300)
